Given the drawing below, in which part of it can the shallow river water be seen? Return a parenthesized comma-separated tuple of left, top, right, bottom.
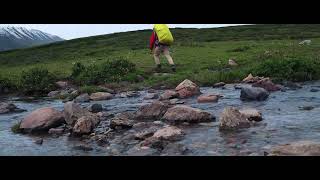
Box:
(1, 82, 320, 156)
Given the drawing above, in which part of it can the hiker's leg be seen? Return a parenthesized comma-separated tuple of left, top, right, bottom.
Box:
(163, 47, 175, 65)
(153, 47, 161, 65)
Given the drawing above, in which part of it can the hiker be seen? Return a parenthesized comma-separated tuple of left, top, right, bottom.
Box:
(150, 24, 176, 72)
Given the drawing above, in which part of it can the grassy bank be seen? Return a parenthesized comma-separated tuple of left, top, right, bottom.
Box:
(1, 24, 320, 94)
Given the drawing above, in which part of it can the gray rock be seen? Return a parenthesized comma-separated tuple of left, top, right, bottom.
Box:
(0, 102, 25, 114)
(47, 91, 60, 98)
(63, 102, 91, 125)
(34, 138, 43, 145)
(143, 93, 159, 100)
(310, 89, 319, 92)
(88, 104, 103, 113)
(240, 87, 269, 101)
(74, 93, 90, 103)
(126, 146, 158, 156)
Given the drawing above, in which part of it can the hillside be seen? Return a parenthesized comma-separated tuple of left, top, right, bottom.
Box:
(1, 24, 320, 91)
(0, 26, 64, 52)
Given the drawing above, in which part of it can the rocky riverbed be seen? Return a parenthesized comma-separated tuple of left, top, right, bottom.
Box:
(1, 79, 320, 156)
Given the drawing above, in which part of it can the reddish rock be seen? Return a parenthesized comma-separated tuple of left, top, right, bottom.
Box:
(20, 107, 65, 133)
(162, 105, 214, 124)
(252, 78, 281, 92)
(90, 92, 113, 101)
(197, 94, 219, 103)
(175, 79, 201, 98)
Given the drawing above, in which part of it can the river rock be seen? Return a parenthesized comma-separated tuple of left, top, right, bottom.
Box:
(126, 146, 158, 156)
(213, 82, 226, 88)
(64, 102, 90, 125)
(299, 40, 311, 45)
(240, 87, 269, 101)
(120, 91, 140, 98)
(282, 81, 303, 90)
(270, 141, 320, 156)
(134, 126, 159, 140)
(90, 92, 113, 101)
(152, 126, 184, 141)
(299, 106, 314, 111)
(88, 104, 103, 113)
(34, 138, 43, 145)
(175, 79, 201, 98)
(144, 93, 159, 100)
(162, 105, 214, 124)
(48, 128, 65, 135)
(239, 108, 263, 122)
(228, 59, 238, 66)
(252, 78, 281, 92)
(72, 115, 100, 135)
(169, 98, 185, 105)
(55, 81, 68, 89)
(74, 93, 90, 103)
(135, 101, 168, 120)
(20, 107, 65, 133)
(242, 74, 263, 83)
(47, 90, 60, 98)
(219, 107, 250, 130)
(310, 88, 319, 92)
(110, 114, 134, 130)
(140, 126, 183, 149)
(197, 94, 219, 103)
(159, 90, 179, 100)
(0, 102, 25, 114)
(98, 86, 115, 94)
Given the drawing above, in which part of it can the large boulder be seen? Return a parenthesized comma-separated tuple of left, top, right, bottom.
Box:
(0, 103, 25, 114)
(135, 101, 168, 120)
(219, 107, 250, 131)
(270, 141, 320, 156)
(74, 93, 90, 103)
(162, 105, 214, 124)
(63, 102, 90, 125)
(197, 94, 220, 103)
(159, 90, 179, 100)
(90, 92, 113, 101)
(239, 108, 263, 122)
(240, 87, 270, 101)
(175, 79, 201, 98)
(20, 107, 65, 133)
(252, 78, 281, 92)
(72, 115, 100, 135)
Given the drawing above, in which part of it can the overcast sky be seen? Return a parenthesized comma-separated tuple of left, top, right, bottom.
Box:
(0, 24, 246, 40)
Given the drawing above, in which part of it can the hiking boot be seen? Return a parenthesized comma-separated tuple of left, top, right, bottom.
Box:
(171, 64, 176, 72)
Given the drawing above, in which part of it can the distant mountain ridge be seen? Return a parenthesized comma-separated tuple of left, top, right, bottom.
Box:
(0, 26, 64, 51)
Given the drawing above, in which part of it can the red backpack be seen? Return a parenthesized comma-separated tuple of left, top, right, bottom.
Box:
(149, 31, 156, 50)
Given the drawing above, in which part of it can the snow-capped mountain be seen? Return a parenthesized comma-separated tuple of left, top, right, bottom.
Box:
(0, 26, 64, 51)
